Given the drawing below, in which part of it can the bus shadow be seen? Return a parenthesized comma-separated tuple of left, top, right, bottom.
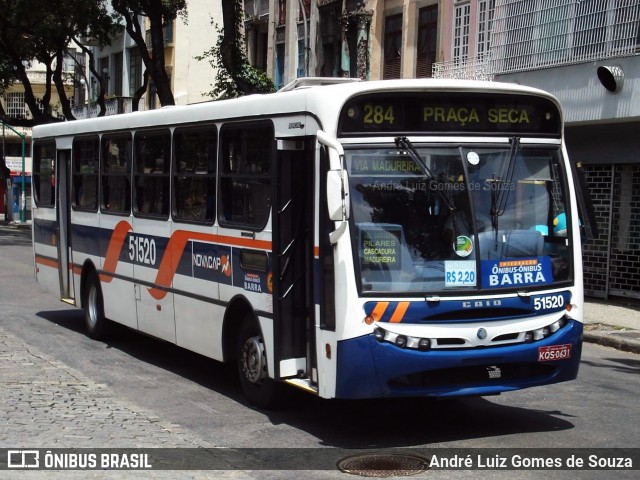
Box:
(36, 308, 576, 449)
(265, 394, 576, 448)
(36, 309, 243, 400)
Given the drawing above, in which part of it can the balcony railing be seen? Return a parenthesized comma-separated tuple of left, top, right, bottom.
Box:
(432, 55, 493, 81)
(434, 0, 640, 80)
(72, 97, 138, 119)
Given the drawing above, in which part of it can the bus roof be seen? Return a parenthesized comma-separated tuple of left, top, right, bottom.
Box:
(32, 79, 560, 140)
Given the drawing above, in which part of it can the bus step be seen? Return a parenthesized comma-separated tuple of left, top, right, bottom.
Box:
(284, 378, 318, 394)
(61, 297, 76, 306)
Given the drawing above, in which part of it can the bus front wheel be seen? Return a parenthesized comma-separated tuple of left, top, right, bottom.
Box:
(237, 319, 283, 409)
(83, 270, 109, 340)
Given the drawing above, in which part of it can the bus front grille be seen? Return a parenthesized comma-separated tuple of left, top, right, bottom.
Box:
(389, 362, 556, 388)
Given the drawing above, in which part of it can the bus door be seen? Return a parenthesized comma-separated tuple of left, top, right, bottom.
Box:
(273, 138, 316, 382)
(56, 148, 75, 303)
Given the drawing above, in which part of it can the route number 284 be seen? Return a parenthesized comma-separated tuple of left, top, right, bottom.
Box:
(363, 104, 395, 125)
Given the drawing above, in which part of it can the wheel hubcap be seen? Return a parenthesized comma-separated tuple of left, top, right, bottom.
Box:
(241, 335, 267, 384)
(87, 285, 98, 328)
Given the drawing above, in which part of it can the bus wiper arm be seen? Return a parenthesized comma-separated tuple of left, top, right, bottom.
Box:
(490, 136, 521, 233)
(394, 136, 456, 213)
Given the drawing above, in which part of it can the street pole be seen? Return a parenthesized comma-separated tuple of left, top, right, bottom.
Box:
(0, 120, 27, 223)
(20, 134, 25, 222)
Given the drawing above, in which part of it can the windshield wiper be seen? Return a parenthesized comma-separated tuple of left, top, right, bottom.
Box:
(394, 136, 456, 213)
(490, 136, 521, 236)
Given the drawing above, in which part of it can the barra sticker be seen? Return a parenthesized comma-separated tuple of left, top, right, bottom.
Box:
(538, 344, 572, 362)
(481, 257, 552, 289)
(445, 260, 477, 287)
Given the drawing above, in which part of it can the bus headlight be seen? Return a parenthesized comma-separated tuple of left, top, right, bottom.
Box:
(374, 328, 386, 342)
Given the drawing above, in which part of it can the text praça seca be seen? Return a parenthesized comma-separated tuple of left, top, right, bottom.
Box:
(423, 106, 530, 127)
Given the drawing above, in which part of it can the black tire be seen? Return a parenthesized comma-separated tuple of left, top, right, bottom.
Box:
(83, 270, 109, 340)
(237, 318, 284, 409)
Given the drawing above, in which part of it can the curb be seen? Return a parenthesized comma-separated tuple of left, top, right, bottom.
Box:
(583, 330, 640, 355)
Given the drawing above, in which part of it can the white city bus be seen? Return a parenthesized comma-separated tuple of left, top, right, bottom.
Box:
(32, 78, 586, 408)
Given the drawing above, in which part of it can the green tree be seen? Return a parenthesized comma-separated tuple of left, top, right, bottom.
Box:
(111, 0, 188, 107)
(198, 0, 274, 98)
(0, 0, 117, 125)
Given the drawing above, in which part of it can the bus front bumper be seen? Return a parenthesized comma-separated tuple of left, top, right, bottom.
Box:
(335, 320, 582, 399)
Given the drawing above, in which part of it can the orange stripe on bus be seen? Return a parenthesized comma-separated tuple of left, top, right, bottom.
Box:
(35, 256, 59, 269)
(102, 220, 133, 283)
(96, 224, 274, 300)
(389, 302, 410, 323)
(371, 302, 389, 322)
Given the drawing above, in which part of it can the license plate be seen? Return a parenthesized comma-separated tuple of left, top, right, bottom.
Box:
(538, 344, 572, 362)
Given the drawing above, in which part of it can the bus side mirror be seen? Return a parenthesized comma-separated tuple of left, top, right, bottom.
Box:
(317, 130, 350, 244)
(327, 169, 350, 222)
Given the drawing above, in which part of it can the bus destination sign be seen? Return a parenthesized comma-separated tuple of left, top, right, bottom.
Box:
(338, 92, 561, 137)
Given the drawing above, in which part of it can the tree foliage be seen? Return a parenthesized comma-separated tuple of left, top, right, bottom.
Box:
(0, 0, 117, 126)
(112, 0, 187, 107)
(198, 0, 274, 99)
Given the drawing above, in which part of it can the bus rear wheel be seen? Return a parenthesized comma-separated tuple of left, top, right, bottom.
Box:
(237, 319, 283, 409)
(83, 270, 109, 340)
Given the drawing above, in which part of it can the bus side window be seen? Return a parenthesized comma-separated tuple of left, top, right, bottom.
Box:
(72, 137, 99, 212)
(133, 130, 171, 218)
(33, 141, 56, 208)
(101, 134, 132, 215)
(173, 125, 217, 224)
(219, 122, 273, 229)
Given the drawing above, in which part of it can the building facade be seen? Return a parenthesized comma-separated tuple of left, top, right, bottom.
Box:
(244, 0, 443, 86)
(75, 1, 222, 118)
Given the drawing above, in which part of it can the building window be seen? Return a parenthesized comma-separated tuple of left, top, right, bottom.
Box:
(72, 137, 99, 212)
(129, 48, 142, 96)
(384, 14, 403, 79)
(114, 52, 123, 97)
(477, 0, 495, 58)
(5, 92, 26, 118)
(219, 122, 273, 229)
(298, 38, 307, 78)
(98, 56, 110, 97)
(417, 5, 438, 78)
(72, 50, 87, 107)
(275, 43, 285, 89)
(134, 130, 171, 218)
(453, 1, 470, 61)
(173, 126, 217, 223)
(102, 134, 132, 214)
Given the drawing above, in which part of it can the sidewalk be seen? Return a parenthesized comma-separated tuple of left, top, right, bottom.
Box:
(584, 298, 640, 354)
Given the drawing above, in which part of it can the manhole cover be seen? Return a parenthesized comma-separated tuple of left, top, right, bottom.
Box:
(337, 452, 430, 477)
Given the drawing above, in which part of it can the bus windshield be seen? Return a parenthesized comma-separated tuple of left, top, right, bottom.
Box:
(347, 143, 573, 294)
